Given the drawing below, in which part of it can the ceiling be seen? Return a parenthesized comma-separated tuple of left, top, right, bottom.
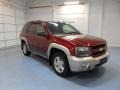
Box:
(28, 0, 89, 7)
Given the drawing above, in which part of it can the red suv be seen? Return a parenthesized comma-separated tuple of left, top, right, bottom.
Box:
(20, 20, 110, 77)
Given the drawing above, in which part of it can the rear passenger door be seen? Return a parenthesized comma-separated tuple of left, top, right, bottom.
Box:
(34, 23, 50, 57)
(26, 23, 36, 50)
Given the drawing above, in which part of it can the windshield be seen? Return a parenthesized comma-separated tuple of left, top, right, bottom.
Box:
(48, 22, 80, 35)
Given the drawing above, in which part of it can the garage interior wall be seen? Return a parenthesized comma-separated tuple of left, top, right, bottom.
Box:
(89, 0, 104, 37)
(28, 0, 89, 34)
(89, 0, 120, 47)
(0, 0, 119, 48)
(54, 4, 89, 34)
(28, 0, 120, 47)
(102, 0, 120, 47)
(0, 0, 27, 48)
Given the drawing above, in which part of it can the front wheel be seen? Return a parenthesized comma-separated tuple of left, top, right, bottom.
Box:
(22, 42, 31, 56)
(52, 52, 71, 77)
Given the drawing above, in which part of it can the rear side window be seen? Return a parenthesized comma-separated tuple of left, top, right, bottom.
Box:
(27, 23, 36, 34)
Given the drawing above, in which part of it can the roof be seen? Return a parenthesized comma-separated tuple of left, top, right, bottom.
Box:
(28, 20, 64, 23)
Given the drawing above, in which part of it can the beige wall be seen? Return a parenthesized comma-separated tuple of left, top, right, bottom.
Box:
(0, 0, 27, 48)
(28, 0, 89, 34)
(89, 0, 120, 47)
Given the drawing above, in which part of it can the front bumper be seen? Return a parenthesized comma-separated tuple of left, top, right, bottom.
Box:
(68, 52, 110, 72)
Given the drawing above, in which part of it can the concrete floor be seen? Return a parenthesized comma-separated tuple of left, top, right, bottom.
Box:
(0, 46, 120, 90)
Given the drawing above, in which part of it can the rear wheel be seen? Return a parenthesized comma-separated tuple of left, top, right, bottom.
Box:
(52, 52, 71, 77)
(22, 42, 31, 56)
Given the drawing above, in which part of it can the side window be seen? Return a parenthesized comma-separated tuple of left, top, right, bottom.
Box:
(27, 23, 36, 34)
(36, 24, 46, 35)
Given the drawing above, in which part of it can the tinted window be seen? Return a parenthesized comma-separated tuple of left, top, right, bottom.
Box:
(36, 24, 46, 35)
(27, 23, 36, 34)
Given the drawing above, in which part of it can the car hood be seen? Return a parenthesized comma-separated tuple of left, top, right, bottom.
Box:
(57, 34, 106, 47)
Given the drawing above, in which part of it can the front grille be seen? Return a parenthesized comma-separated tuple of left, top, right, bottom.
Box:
(91, 44, 106, 57)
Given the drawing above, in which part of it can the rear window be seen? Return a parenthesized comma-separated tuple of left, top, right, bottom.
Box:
(22, 22, 29, 33)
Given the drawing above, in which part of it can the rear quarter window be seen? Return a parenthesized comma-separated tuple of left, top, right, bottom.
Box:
(27, 23, 36, 34)
(22, 23, 29, 33)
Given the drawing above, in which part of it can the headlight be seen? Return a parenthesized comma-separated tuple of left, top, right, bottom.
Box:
(76, 47, 91, 57)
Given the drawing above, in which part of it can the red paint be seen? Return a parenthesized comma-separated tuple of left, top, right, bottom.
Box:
(20, 21, 106, 56)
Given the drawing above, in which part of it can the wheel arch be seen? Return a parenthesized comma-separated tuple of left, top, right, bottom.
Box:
(47, 43, 70, 66)
(20, 37, 30, 50)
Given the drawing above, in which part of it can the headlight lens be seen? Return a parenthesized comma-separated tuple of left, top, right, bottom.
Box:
(76, 47, 91, 57)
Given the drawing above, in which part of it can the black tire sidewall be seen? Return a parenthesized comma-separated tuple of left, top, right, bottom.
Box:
(22, 42, 31, 56)
(52, 52, 71, 77)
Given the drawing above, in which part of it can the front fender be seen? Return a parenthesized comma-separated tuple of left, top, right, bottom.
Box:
(47, 43, 70, 58)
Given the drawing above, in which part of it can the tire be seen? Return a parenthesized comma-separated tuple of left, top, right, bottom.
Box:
(22, 42, 31, 56)
(52, 52, 71, 77)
